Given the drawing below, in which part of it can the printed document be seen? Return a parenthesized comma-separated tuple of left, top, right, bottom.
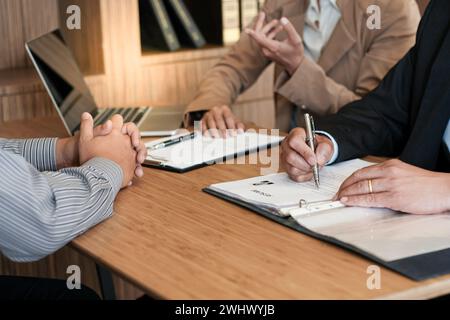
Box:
(208, 159, 450, 261)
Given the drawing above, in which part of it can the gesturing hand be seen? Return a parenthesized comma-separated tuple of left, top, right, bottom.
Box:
(336, 159, 450, 215)
(281, 128, 334, 182)
(78, 113, 137, 189)
(57, 116, 147, 178)
(245, 13, 304, 75)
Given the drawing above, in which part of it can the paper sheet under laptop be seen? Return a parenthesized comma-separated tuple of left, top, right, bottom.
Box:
(145, 132, 284, 171)
(208, 159, 450, 262)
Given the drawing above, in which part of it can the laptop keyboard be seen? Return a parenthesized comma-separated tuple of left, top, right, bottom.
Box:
(94, 107, 148, 126)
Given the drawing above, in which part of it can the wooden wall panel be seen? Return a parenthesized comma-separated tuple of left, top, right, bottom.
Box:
(0, 91, 55, 122)
(0, 67, 55, 122)
(58, 0, 104, 75)
(0, 0, 59, 70)
(98, 0, 143, 107)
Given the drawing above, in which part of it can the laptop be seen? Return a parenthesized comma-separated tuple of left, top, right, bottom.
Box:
(25, 29, 184, 137)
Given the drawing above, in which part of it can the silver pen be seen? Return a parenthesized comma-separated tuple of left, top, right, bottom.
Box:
(304, 113, 320, 189)
(147, 132, 197, 151)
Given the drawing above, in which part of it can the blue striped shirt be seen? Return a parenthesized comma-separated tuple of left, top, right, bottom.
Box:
(0, 138, 123, 262)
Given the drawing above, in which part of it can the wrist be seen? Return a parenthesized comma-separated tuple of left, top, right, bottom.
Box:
(56, 137, 79, 169)
(287, 54, 304, 76)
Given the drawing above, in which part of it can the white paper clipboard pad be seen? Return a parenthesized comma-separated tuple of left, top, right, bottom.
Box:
(144, 131, 285, 173)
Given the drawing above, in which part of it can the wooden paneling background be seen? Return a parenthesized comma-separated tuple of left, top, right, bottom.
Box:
(58, 0, 105, 75)
(0, 0, 59, 70)
(0, 0, 59, 121)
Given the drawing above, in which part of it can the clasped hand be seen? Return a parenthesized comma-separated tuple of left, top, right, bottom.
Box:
(57, 113, 147, 189)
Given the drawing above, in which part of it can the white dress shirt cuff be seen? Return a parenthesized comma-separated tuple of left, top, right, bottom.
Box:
(315, 131, 339, 165)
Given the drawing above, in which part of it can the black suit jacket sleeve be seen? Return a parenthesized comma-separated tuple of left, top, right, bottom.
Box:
(316, 47, 416, 162)
(315, 4, 432, 163)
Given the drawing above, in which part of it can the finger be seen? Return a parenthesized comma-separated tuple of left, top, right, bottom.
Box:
(137, 141, 147, 164)
(223, 108, 239, 136)
(261, 19, 279, 36)
(245, 29, 279, 52)
(282, 146, 312, 173)
(267, 25, 284, 40)
(315, 140, 333, 167)
(340, 192, 390, 209)
(280, 17, 301, 45)
(261, 47, 273, 58)
(79, 112, 94, 142)
(213, 112, 228, 138)
(93, 120, 113, 136)
(199, 118, 208, 134)
(254, 11, 266, 32)
(124, 123, 141, 148)
(286, 132, 316, 166)
(236, 121, 245, 134)
(224, 117, 237, 136)
(286, 165, 310, 179)
(337, 178, 389, 199)
(289, 171, 313, 183)
(206, 116, 220, 138)
(135, 164, 144, 178)
(338, 164, 385, 194)
(111, 114, 124, 131)
(200, 119, 211, 137)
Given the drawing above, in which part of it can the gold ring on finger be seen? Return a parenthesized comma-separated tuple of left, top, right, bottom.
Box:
(368, 179, 373, 194)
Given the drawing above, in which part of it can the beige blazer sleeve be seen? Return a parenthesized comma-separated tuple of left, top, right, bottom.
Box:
(185, 32, 270, 113)
(184, 1, 287, 121)
(274, 0, 421, 116)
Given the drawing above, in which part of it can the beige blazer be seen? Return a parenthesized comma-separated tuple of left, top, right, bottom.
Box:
(186, 0, 421, 131)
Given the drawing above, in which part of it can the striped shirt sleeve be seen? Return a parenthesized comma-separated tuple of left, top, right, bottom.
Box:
(0, 139, 123, 262)
(0, 138, 58, 172)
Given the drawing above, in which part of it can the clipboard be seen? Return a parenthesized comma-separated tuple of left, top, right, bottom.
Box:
(143, 132, 285, 173)
(203, 176, 450, 282)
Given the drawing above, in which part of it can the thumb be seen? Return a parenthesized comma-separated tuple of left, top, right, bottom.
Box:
(316, 140, 333, 166)
(80, 112, 94, 142)
(280, 17, 301, 44)
(93, 120, 113, 137)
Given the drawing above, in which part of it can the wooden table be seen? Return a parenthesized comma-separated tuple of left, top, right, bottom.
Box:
(2, 116, 450, 300)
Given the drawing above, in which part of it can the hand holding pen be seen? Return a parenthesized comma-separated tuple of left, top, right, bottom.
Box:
(280, 117, 335, 184)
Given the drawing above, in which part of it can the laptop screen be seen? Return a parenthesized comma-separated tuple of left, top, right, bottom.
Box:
(26, 30, 98, 134)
